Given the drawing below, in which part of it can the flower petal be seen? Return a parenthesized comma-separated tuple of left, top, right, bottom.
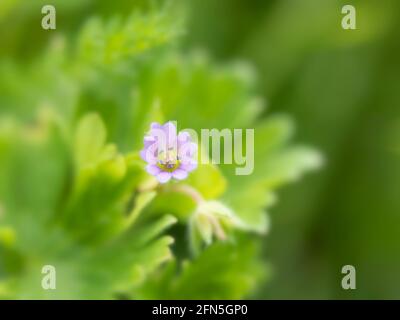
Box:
(186, 142, 198, 156)
(144, 143, 159, 164)
(146, 164, 161, 176)
(140, 149, 147, 161)
(172, 169, 188, 180)
(178, 131, 190, 143)
(179, 142, 197, 161)
(157, 171, 172, 183)
(144, 135, 156, 148)
(180, 161, 198, 172)
(163, 122, 177, 146)
(163, 121, 177, 132)
(151, 122, 162, 129)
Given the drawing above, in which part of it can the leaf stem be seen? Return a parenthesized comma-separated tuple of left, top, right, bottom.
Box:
(163, 184, 204, 204)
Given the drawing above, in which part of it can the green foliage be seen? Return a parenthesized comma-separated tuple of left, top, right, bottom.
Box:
(185, 0, 400, 299)
(0, 2, 319, 299)
(137, 237, 267, 299)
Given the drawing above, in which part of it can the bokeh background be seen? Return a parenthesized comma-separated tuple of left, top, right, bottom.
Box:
(1, 0, 400, 299)
(178, 0, 400, 299)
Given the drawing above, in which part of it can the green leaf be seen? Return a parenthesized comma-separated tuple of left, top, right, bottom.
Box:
(221, 117, 322, 232)
(0, 2, 322, 300)
(136, 236, 266, 299)
(74, 113, 109, 169)
(186, 163, 227, 199)
(77, 5, 184, 66)
(61, 154, 148, 245)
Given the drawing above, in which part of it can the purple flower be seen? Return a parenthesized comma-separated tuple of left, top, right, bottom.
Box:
(140, 122, 198, 183)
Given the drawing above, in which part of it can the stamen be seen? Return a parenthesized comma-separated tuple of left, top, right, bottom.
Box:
(157, 148, 180, 172)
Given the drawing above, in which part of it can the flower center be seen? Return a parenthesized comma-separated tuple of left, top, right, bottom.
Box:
(157, 148, 180, 172)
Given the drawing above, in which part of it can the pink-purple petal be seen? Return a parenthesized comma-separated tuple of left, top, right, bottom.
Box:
(144, 136, 156, 148)
(180, 162, 197, 172)
(146, 164, 161, 176)
(172, 169, 188, 180)
(178, 131, 190, 143)
(144, 143, 159, 164)
(142, 121, 198, 182)
(151, 122, 162, 129)
(157, 171, 172, 183)
(179, 142, 198, 163)
(163, 122, 177, 146)
(140, 150, 147, 161)
(186, 142, 198, 156)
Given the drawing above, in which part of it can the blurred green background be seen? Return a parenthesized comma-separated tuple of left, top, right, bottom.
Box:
(184, 0, 400, 299)
(1, 0, 400, 299)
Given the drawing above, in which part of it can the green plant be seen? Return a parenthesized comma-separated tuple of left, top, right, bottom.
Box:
(0, 2, 321, 299)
